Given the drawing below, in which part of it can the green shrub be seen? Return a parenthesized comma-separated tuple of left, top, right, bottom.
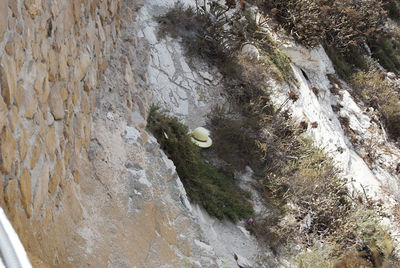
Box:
(324, 45, 369, 79)
(147, 106, 253, 222)
(325, 45, 356, 79)
(383, 0, 400, 20)
(369, 37, 400, 75)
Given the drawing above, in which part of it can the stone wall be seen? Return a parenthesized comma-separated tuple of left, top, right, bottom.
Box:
(0, 0, 121, 265)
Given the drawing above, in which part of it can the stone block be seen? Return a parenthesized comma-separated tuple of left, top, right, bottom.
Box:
(46, 126, 57, 159)
(34, 62, 46, 95)
(40, 78, 50, 104)
(0, 0, 8, 40)
(76, 53, 91, 81)
(40, 39, 49, 63)
(14, 36, 25, 73)
(30, 136, 42, 169)
(80, 92, 89, 115)
(0, 95, 7, 131)
(24, 91, 37, 119)
(8, 105, 18, 131)
(5, 42, 14, 56)
(49, 86, 65, 120)
(8, 0, 19, 18)
(33, 163, 49, 216)
(59, 45, 68, 81)
(14, 85, 25, 109)
(4, 179, 18, 207)
(24, 0, 42, 18)
(48, 49, 58, 82)
(60, 87, 68, 102)
(63, 0, 74, 35)
(48, 155, 65, 195)
(19, 169, 32, 217)
(0, 56, 17, 107)
(19, 129, 28, 161)
(0, 126, 17, 174)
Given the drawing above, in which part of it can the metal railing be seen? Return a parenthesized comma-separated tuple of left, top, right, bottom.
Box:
(0, 207, 32, 268)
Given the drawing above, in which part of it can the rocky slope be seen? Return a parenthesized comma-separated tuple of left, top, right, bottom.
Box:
(1, 0, 399, 267)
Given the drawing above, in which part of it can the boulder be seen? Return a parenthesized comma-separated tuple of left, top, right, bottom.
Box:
(241, 44, 259, 60)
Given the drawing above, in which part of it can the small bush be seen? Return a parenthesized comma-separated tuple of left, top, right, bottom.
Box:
(369, 37, 400, 75)
(254, 0, 387, 52)
(157, 1, 297, 85)
(147, 106, 253, 222)
(325, 45, 356, 79)
(350, 70, 400, 141)
(383, 0, 400, 21)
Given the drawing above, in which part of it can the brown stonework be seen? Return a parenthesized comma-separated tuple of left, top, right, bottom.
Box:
(14, 85, 25, 109)
(5, 42, 14, 56)
(8, 105, 18, 131)
(0, 56, 17, 107)
(0, 95, 7, 131)
(24, 91, 37, 119)
(33, 163, 49, 216)
(19, 169, 32, 217)
(30, 136, 42, 170)
(5, 179, 19, 207)
(0, 0, 8, 40)
(19, 128, 28, 161)
(49, 86, 65, 120)
(0, 126, 17, 173)
(46, 126, 57, 159)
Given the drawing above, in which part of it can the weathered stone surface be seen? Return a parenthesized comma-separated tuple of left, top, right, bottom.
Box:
(8, 105, 18, 131)
(40, 39, 49, 63)
(19, 129, 28, 161)
(4, 179, 18, 207)
(63, 0, 75, 34)
(0, 96, 7, 131)
(60, 87, 68, 102)
(241, 44, 260, 60)
(14, 85, 25, 109)
(0, 0, 8, 40)
(59, 45, 68, 81)
(0, 126, 17, 173)
(34, 62, 46, 95)
(24, 91, 38, 119)
(76, 53, 91, 81)
(33, 163, 49, 216)
(49, 86, 65, 120)
(48, 156, 65, 195)
(46, 126, 57, 159)
(30, 136, 42, 170)
(48, 49, 58, 82)
(14, 36, 25, 72)
(24, 0, 42, 18)
(19, 169, 32, 217)
(40, 78, 50, 104)
(5, 42, 14, 56)
(81, 92, 89, 115)
(0, 56, 17, 107)
(8, 0, 19, 18)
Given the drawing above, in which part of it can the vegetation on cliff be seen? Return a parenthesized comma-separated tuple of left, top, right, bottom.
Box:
(147, 106, 253, 222)
(156, 1, 398, 266)
(251, 0, 400, 141)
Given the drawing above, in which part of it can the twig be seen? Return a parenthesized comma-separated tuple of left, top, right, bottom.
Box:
(360, 184, 370, 206)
